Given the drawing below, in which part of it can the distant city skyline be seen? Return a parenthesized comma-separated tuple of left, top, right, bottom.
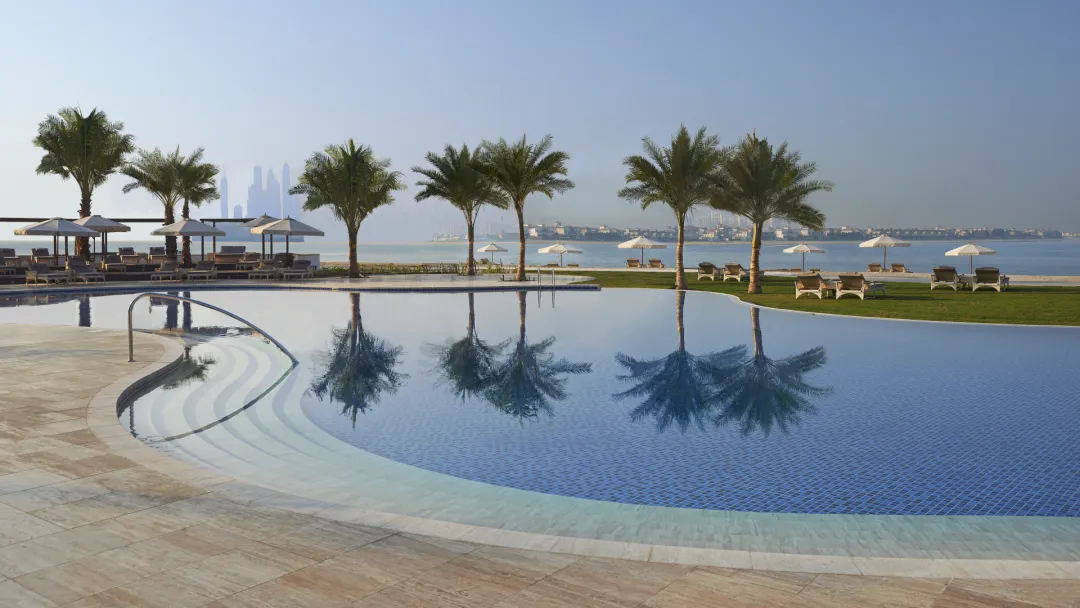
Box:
(1, 1, 1078, 240)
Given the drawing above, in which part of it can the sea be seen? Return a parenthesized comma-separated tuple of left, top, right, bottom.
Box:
(3, 238, 1079, 276)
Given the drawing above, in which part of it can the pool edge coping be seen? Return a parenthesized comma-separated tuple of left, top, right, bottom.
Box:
(78, 327, 1080, 580)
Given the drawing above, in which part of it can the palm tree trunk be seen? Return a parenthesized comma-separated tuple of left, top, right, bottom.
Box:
(78, 297, 91, 328)
(348, 231, 359, 278)
(181, 199, 192, 266)
(181, 200, 191, 267)
(675, 290, 686, 352)
(750, 307, 762, 357)
(77, 193, 91, 260)
(164, 204, 177, 262)
(517, 291, 526, 346)
(748, 221, 764, 294)
(466, 218, 476, 276)
(467, 292, 476, 335)
(674, 215, 686, 290)
(515, 203, 526, 281)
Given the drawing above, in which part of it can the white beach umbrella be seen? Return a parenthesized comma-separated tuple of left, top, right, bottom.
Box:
(537, 242, 581, 266)
(617, 236, 667, 265)
(242, 214, 279, 257)
(14, 217, 98, 263)
(782, 243, 825, 271)
(945, 242, 996, 273)
(251, 217, 324, 255)
(73, 215, 130, 259)
(476, 242, 508, 253)
(152, 219, 226, 261)
(859, 235, 910, 268)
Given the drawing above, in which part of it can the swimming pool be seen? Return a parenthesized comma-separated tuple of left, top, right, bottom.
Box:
(3, 288, 1077, 520)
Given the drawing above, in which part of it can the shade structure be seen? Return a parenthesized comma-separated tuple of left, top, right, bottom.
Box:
(782, 243, 825, 271)
(537, 242, 581, 266)
(14, 218, 98, 263)
(241, 214, 279, 258)
(946, 242, 996, 273)
(250, 217, 324, 254)
(73, 215, 130, 259)
(476, 243, 508, 253)
(152, 219, 227, 262)
(859, 235, 910, 267)
(617, 236, 667, 264)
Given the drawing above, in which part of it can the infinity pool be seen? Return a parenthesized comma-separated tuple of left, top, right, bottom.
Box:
(2, 288, 1078, 517)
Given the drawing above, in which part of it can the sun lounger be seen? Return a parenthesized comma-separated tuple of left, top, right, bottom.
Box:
(148, 247, 168, 264)
(185, 261, 217, 282)
(25, 263, 70, 285)
(279, 260, 313, 280)
(248, 261, 279, 280)
(867, 263, 882, 273)
(238, 252, 261, 270)
(626, 258, 641, 268)
(723, 263, 749, 282)
(150, 261, 181, 281)
(809, 267, 821, 273)
(67, 259, 105, 283)
(648, 259, 665, 269)
(930, 266, 959, 290)
(102, 254, 128, 273)
(220, 245, 246, 254)
(0, 248, 16, 275)
(890, 263, 909, 273)
(795, 273, 827, 299)
(213, 253, 243, 266)
(31, 248, 52, 263)
(836, 273, 886, 300)
(973, 267, 1008, 292)
(697, 262, 719, 280)
(566, 263, 580, 268)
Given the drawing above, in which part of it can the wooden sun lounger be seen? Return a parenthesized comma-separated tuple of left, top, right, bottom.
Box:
(867, 263, 882, 273)
(973, 267, 1009, 292)
(248, 261, 279, 280)
(150, 261, 181, 281)
(723, 263, 748, 282)
(930, 266, 958, 291)
(795, 273, 827, 299)
(890, 263, 909, 273)
(185, 261, 217, 282)
(697, 262, 719, 280)
(279, 260, 313, 280)
(836, 273, 886, 300)
(25, 263, 70, 285)
(67, 259, 105, 283)
(102, 254, 128, 273)
(626, 258, 641, 268)
(648, 259, 664, 269)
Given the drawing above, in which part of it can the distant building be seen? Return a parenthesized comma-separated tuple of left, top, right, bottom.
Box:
(232, 204, 242, 219)
(219, 174, 229, 219)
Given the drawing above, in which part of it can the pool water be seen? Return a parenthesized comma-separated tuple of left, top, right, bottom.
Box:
(3, 288, 1078, 517)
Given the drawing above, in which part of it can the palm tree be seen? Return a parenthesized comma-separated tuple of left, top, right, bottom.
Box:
(711, 307, 830, 436)
(482, 292, 591, 420)
(309, 293, 407, 426)
(32, 107, 135, 259)
(426, 293, 507, 401)
(177, 149, 220, 266)
(290, 140, 405, 278)
(712, 133, 833, 293)
(619, 126, 725, 290)
(614, 290, 745, 433)
(121, 148, 185, 261)
(413, 144, 508, 275)
(478, 135, 574, 281)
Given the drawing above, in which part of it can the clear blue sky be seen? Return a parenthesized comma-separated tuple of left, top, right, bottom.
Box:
(1, 0, 1077, 240)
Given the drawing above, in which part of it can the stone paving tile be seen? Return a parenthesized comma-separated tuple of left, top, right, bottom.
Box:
(0, 579, 58, 607)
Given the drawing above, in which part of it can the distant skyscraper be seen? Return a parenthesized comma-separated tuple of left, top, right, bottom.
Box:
(281, 163, 301, 218)
(265, 169, 281, 219)
(219, 174, 229, 218)
(232, 204, 242, 219)
(247, 166, 264, 217)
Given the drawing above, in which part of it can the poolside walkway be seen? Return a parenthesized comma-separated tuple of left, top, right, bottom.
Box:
(1, 326, 1079, 606)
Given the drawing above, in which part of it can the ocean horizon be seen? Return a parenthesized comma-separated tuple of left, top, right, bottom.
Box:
(3, 238, 1078, 276)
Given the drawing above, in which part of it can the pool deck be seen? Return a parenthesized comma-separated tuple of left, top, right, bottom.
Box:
(1, 326, 1080, 604)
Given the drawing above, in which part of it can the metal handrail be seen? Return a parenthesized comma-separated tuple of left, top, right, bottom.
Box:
(127, 293, 298, 364)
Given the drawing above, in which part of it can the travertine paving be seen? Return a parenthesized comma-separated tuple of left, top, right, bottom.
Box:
(0, 324, 1078, 606)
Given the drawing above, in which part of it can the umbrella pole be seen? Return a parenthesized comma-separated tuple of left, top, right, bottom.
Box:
(54, 235, 58, 265)
(65, 237, 68, 260)
(201, 236, 205, 262)
(640, 248, 644, 265)
(970, 257, 973, 274)
(270, 235, 273, 257)
(103, 232, 107, 260)
(261, 234, 265, 259)
(883, 248, 887, 269)
(802, 252, 806, 271)
(286, 235, 290, 254)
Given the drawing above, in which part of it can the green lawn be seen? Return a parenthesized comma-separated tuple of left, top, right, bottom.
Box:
(575, 271, 1080, 326)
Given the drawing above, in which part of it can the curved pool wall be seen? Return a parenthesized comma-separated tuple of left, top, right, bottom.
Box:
(4, 287, 1080, 563)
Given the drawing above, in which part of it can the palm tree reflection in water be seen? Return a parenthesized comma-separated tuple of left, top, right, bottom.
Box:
(614, 290, 745, 433)
(615, 295, 830, 436)
(163, 345, 217, 390)
(426, 293, 506, 402)
(713, 307, 829, 436)
(309, 293, 407, 426)
(77, 295, 90, 327)
(431, 292, 591, 421)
